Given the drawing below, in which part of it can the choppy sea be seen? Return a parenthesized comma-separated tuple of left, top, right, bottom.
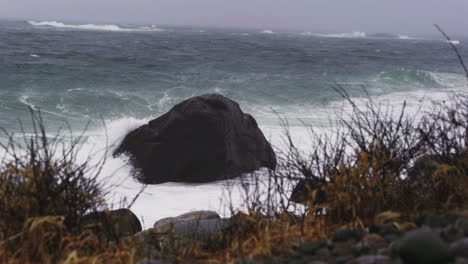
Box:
(1, 20, 467, 226)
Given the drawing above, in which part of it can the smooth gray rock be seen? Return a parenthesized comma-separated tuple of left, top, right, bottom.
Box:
(153, 210, 220, 232)
(397, 227, 450, 264)
(450, 238, 468, 258)
(114, 94, 276, 184)
(163, 218, 230, 237)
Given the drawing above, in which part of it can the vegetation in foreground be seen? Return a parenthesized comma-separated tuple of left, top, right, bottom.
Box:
(1, 88, 468, 264)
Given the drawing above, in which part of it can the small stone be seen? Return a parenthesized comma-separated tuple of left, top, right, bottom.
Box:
(314, 247, 331, 260)
(332, 229, 367, 242)
(335, 255, 354, 264)
(362, 234, 389, 250)
(348, 255, 393, 264)
(369, 223, 401, 237)
(333, 241, 354, 256)
(441, 225, 465, 243)
(455, 218, 468, 236)
(397, 227, 451, 264)
(450, 238, 468, 258)
(384, 234, 400, 243)
(455, 257, 468, 264)
(422, 215, 449, 228)
(296, 240, 326, 255)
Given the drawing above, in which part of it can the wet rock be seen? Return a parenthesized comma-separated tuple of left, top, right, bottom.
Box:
(450, 238, 468, 258)
(332, 229, 367, 242)
(114, 94, 276, 184)
(79, 208, 142, 239)
(296, 240, 327, 255)
(397, 227, 450, 264)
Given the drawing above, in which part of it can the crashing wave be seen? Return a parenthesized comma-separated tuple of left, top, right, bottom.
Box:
(28, 21, 163, 32)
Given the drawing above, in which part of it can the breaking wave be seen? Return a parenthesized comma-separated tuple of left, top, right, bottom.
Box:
(28, 21, 163, 32)
(446, 40, 461, 45)
(260, 30, 274, 34)
(314, 31, 367, 38)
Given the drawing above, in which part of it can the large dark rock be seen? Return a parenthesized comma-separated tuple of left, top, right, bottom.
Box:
(114, 94, 276, 184)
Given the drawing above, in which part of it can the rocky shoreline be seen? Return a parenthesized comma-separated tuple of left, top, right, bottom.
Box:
(90, 209, 468, 264)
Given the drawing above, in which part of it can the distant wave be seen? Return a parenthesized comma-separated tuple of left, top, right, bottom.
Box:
(446, 40, 461, 45)
(28, 21, 163, 32)
(302, 31, 366, 38)
(260, 30, 274, 34)
(301, 31, 421, 41)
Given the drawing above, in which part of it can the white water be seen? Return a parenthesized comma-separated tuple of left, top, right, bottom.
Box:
(260, 30, 274, 34)
(28, 21, 164, 32)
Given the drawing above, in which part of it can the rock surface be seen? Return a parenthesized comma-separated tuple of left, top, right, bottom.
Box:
(114, 94, 276, 184)
(153, 210, 224, 235)
(450, 238, 468, 258)
(396, 227, 450, 264)
(80, 208, 142, 239)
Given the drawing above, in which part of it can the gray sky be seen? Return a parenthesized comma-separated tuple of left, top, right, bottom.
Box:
(2, 0, 468, 36)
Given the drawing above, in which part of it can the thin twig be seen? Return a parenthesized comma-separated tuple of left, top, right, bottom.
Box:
(434, 24, 468, 81)
(127, 184, 147, 209)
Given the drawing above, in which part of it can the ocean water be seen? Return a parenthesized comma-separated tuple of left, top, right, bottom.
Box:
(1, 20, 467, 227)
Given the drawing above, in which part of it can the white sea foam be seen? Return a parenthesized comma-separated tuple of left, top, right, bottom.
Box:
(304, 31, 367, 38)
(30, 54, 39, 57)
(260, 30, 274, 34)
(446, 40, 461, 45)
(28, 21, 164, 32)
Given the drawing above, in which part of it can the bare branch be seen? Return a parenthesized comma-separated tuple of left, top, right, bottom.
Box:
(434, 24, 468, 81)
